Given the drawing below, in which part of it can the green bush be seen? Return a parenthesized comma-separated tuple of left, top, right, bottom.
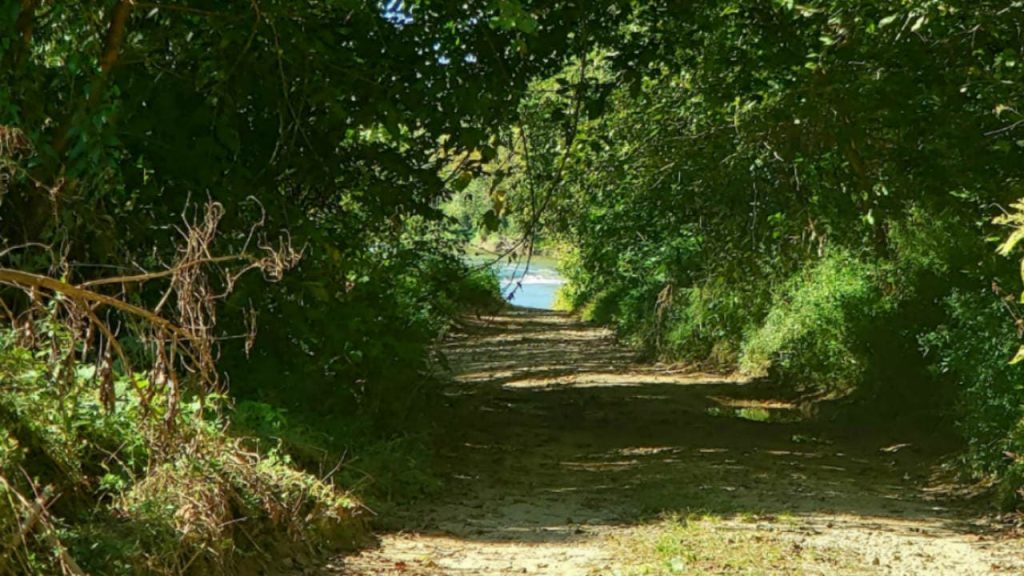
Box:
(739, 251, 883, 393)
(663, 277, 767, 367)
(115, 443, 363, 575)
(919, 289, 1024, 508)
(577, 287, 623, 325)
(452, 267, 505, 316)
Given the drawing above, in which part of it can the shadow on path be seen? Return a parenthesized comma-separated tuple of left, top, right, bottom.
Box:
(337, 308, 1019, 575)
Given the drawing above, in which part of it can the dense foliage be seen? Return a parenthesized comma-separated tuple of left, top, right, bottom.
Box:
(0, 0, 604, 419)
(0, 0, 596, 572)
(0, 322, 365, 574)
(4, 0, 1024, 571)
(501, 1, 1024, 505)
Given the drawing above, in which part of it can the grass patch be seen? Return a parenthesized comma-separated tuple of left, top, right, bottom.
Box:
(611, 514, 860, 576)
(704, 406, 801, 424)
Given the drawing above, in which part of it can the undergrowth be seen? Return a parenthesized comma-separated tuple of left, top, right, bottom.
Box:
(920, 289, 1024, 509)
(739, 250, 882, 394)
(564, 227, 1024, 507)
(221, 254, 502, 513)
(0, 234, 503, 574)
(0, 325, 367, 575)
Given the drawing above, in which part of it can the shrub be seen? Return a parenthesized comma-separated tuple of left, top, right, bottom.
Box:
(663, 277, 766, 367)
(919, 288, 1024, 509)
(117, 442, 363, 574)
(739, 251, 882, 394)
(578, 287, 625, 325)
(452, 267, 505, 316)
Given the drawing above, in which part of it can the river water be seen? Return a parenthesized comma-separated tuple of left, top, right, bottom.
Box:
(469, 255, 565, 310)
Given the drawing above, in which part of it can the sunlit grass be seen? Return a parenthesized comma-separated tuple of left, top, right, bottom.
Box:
(607, 513, 861, 576)
(704, 406, 797, 423)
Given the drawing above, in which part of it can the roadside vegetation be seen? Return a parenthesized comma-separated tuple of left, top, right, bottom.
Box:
(493, 1, 1024, 511)
(0, 1, 516, 572)
(2, 0, 1024, 573)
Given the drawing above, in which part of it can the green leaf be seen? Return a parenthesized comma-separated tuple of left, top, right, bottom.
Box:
(481, 209, 500, 232)
(996, 225, 1024, 256)
(215, 122, 240, 155)
(516, 15, 539, 34)
(879, 14, 899, 27)
(1010, 345, 1024, 365)
(452, 171, 474, 192)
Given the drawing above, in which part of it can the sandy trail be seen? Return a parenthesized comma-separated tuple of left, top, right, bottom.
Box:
(334, 309, 1023, 575)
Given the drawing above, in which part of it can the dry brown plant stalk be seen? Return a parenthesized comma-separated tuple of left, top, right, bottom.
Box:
(0, 200, 301, 429)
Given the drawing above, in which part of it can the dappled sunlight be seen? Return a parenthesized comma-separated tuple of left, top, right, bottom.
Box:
(616, 446, 679, 457)
(342, 309, 1024, 575)
(708, 395, 796, 409)
(497, 375, 726, 390)
(560, 459, 641, 472)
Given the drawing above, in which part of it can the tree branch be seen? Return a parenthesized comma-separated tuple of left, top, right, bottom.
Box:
(77, 255, 248, 288)
(0, 267, 190, 341)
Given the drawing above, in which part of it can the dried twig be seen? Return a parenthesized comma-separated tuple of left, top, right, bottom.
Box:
(0, 199, 300, 432)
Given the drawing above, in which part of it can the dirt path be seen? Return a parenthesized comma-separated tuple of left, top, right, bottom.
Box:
(334, 309, 1023, 575)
